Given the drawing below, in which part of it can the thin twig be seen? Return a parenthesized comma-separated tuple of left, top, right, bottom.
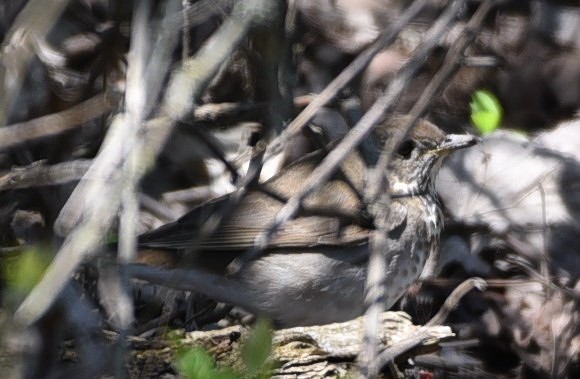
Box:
(0, 93, 114, 151)
(126, 264, 263, 315)
(374, 326, 456, 372)
(180, 121, 240, 181)
(191, 95, 314, 124)
(139, 194, 181, 223)
(162, 186, 217, 203)
(537, 183, 552, 298)
(426, 277, 487, 326)
(366, 0, 496, 204)
(263, 0, 429, 161)
(362, 1, 471, 375)
(168, 0, 233, 27)
(193, 101, 263, 123)
(177, 133, 269, 267)
(182, 0, 192, 59)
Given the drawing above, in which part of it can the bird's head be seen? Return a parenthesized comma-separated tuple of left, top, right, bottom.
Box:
(375, 117, 478, 197)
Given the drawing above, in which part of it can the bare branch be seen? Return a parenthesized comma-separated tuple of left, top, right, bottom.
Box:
(0, 160, 91, 191)
(362, 1, 471, 375)
(0, 93, 113, 151)
(15, 0, 283, 326)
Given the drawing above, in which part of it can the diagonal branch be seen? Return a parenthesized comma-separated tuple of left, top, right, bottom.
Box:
(14, 0, 282, 326)
(263, 0, 429, 161)
(0, 93, 114, 151)
(226, 0, 464, 277)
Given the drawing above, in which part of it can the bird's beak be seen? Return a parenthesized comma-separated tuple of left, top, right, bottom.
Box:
(436, 134, 479, 154)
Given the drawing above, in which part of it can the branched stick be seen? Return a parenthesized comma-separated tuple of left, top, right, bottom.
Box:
(14, 0, 282, 326)
(426, 277, 487, 327)
(263, 0, 429, 161)
(372, 278, 487, 376)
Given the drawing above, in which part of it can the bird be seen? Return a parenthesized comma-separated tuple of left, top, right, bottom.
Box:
(132, 117, 478, 327)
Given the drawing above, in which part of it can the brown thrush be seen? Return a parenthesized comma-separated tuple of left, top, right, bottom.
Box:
(135, 117, 477, 326)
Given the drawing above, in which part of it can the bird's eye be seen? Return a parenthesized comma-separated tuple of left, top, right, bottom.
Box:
(396, 140, 415, 159)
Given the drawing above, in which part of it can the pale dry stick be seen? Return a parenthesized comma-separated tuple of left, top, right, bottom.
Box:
(425, 277, 487, 327)
(0, 162, 180, 224)
(429, 276, 580, 301)
(161, 1, 277, 121)
(169, 136, 269, 269)
(0, 160, 92, 191)
(364, 2, 496, 375)
(15, 0, 279, 326)
(537, 183, 552, 299)
(147, 0, 287, 254)
(362, 1, 471, 375)
(143, 0, 185, 114)
(372, 278, 486, 374)
(147, 0, 286, 257)
(109, 4, 156, 374)
(115, 192, 139, 376)
(15, 114, 137, 327)
(263, 0, 428, 161)
(118, 0, 155, 265)
(0, 93, 113, 151)
(182, 0, 192, 60)
(162, 186, 216, 203)
(94, 5, 176, 363)
(374, 324, 456, 373)
(0, 0, 70, 126)
(384, 0, 495, 279)
(191, 95, 315, 124)
(139, 194, 181, 222)
(193, 101, 262, 122)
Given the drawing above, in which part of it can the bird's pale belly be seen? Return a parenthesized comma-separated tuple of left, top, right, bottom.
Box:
(238, 249, 368, 326)
(237, 237, 431, 326)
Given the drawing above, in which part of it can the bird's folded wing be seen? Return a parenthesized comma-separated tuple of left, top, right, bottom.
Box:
(200, 218, 370, 250)
(138, 202, 409, 252)
(138, 190, 371, 251)
(138, 148, 408, 252)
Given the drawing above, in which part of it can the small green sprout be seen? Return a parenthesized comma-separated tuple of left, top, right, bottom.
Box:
(470, 90, 503, 135)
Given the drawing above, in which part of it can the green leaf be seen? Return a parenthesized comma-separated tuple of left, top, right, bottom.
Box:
(174, 348, 237, 379)
(241, 318, 273, 376)
(470, 90, 503, 135)
(4, 248, 51, 295)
